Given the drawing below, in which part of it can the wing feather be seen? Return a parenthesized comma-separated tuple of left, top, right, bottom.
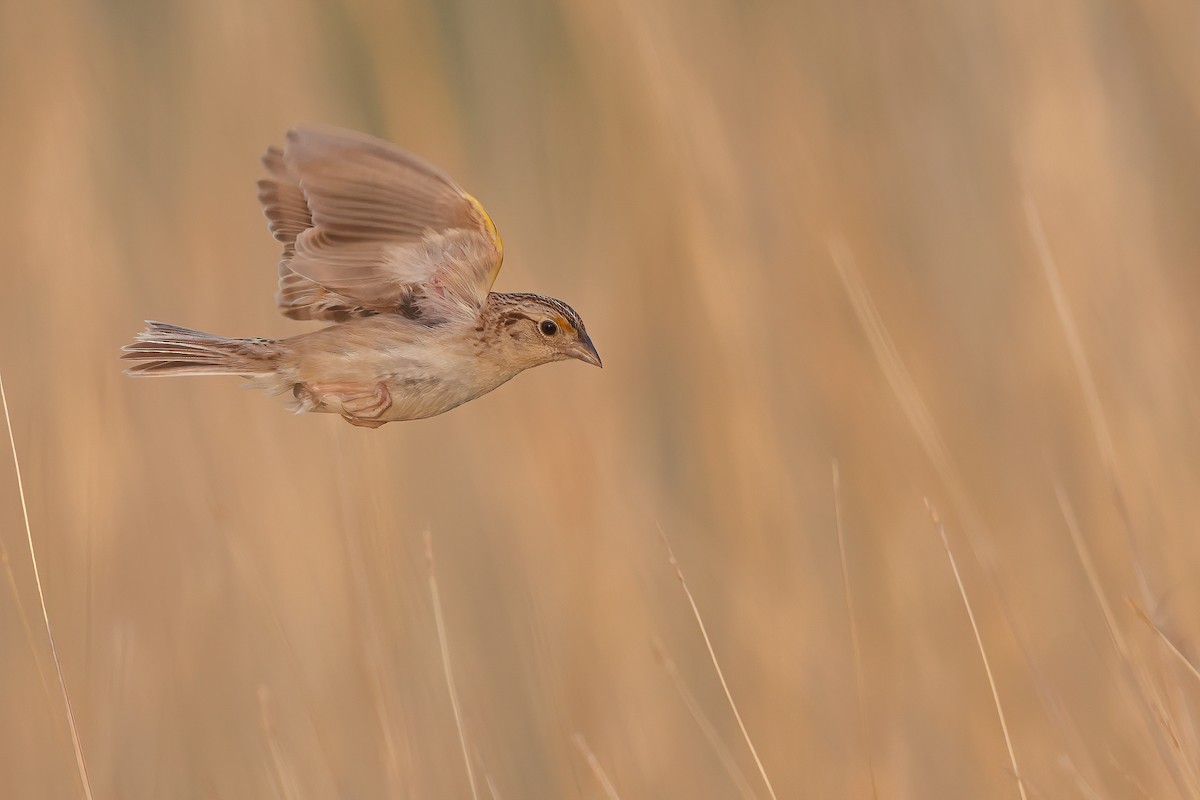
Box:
(256, 126, 504, 323)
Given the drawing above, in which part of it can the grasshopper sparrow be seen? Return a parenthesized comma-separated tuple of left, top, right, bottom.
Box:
(123, 126, 601, 428)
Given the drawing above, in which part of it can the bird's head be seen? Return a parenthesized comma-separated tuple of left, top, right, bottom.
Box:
(488, 292, 602, 370)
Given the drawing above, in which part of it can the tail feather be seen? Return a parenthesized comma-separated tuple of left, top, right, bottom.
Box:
(122, 321, 281, 378)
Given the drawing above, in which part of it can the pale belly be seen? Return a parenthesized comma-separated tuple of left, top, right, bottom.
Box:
(304, 375, 501, 421)
(279, 317, 515, 422)
(377, 371, 510, 421)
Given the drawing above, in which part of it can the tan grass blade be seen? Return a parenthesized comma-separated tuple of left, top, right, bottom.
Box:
(1055, 486, 1131, 661)
(1057, 485, 1200, 797)
(830, 241, 985, 558)
(483, 769, 502, 800)
(1107, 753, 1157, 800)
(1061, 762, 1105, 800)
(222, 533, 338, 786)
(425, 531, 480, 800)
(1023, 201, 1198, 790)
(1128, 600, 1200, 687)
(927, 501, 1027, 800)
(832, 239, 1133, 794)
(328, 441, 404, 792)
(1023, 196, 1153, 607)
(832, 461, 879, 799)
(0, 538, 58, 713)
(259, 685, 301, 800)
(652, 638, 761, 800)
(1022, 198, 1117, 480)
(572, 733, 624, 800)
(658, 525, 779, 800)
(473, 747, 503, 800)
(0, 369, 93, 800)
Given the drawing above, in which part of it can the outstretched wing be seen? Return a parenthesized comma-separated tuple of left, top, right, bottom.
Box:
(257, 126, 504, 323)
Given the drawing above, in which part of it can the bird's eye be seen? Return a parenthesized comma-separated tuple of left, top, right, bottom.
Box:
(539, 320, 559, 336)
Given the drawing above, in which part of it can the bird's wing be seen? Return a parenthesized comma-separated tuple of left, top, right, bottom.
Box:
(257, 126, 504, 323)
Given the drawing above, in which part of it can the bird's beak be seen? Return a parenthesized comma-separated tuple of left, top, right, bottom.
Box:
(566, 333, 603, 368)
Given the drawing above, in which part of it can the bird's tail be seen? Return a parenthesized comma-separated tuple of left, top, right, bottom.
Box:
(122, 321, 282, 378)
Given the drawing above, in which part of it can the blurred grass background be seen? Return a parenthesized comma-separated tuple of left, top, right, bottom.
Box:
(3, 0, 1200, 797)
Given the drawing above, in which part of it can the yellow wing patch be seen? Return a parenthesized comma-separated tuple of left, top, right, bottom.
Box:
(465, 191, 504, 289)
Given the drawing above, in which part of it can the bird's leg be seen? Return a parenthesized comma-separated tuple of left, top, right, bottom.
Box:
(337, 382, 392, 417)
(342, 416, 387, 429)
(293, 381, 392, 426)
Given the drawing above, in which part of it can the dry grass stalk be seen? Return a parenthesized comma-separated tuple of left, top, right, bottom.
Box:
(926, 501, 1027, 800)
(658, 525, 779, 800)
(342, 541, 404, 789)
(1057, 484, 1194, 794)
(830, 241, 983, 556)
(473, 747, 503, 800)
(832, 461, 879, 799)
(572, 733, 624, 800)
(0, 537, 58, 713)
(484, 770, 502, 800)
(1055, 486, 1130, 661)
(1026, 197, 1196, 792)
(1107, 753, 1157, 800)
(1023, 196, 1153, 608)
(833, 238, 1153, 796)
(259, 685, 301, 800)
(425, 530, 481, 800)
(652, 638, 761, 800)
(1056, 752, 1104, 800)
(1128, 600, 1200, 687)
(1021, 197, 1118, 486)
(1140, 692, 1198, 797)
(0, 369, 93, 800)
(328, 441, 406, 793)
(222, 534, 338, 785)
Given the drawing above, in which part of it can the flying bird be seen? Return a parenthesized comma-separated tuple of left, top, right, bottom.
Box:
(123, 126, 601, 428)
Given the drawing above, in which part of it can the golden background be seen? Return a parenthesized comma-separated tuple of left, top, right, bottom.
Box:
(3, 0, 1200, 797)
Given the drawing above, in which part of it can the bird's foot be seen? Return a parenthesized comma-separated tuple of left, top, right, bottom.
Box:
(293, 381, 392, 427)
(342, 416, 387, 429)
